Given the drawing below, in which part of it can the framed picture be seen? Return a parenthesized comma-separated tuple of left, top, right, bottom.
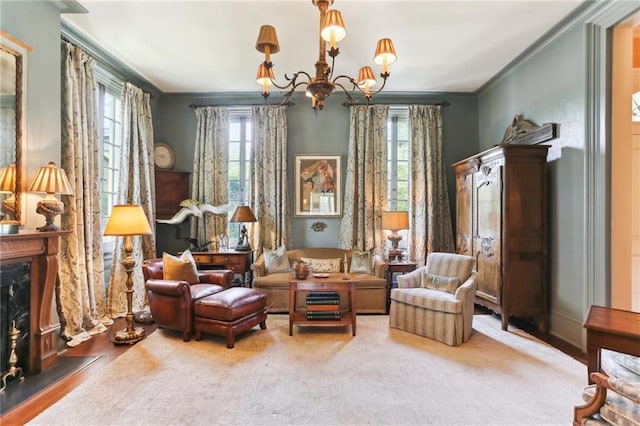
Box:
(294, 154, 341, 217)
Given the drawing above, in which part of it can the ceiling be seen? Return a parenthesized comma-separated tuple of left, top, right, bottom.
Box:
(61, 1, 585, 94)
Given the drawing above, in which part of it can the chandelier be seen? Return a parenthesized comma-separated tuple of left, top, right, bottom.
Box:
(254, 0, 397, 112)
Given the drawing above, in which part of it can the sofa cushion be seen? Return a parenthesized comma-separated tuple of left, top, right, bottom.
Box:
(263, 245, 292, 275)
(350, 251, 372, 274)
(163, 250, 199, 284)
(421, 273, 460, 293)
(301, 257, 341, 273)
(390, 288, 462, 314)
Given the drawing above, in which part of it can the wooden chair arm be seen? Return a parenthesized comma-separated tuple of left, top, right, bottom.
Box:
(573, 372, 610, 426)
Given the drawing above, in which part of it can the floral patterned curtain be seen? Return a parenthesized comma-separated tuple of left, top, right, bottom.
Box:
(58, 42, 110, 346)
(408, 104, 454, 266)
(250, 105, 292, 252)
(191, 106, 229, 246)
(338, 105, 388, 254)
(107, 82, 156, 318)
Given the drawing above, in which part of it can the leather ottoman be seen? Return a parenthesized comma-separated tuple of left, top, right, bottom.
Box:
(194, 287, 267, 348)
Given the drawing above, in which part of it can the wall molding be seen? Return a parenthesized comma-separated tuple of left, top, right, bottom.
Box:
(60, 22, 161, 98)
(582, 1, 640, 348)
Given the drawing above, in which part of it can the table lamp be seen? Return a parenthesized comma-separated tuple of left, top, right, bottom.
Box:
(104, 204, 152, 345)
(382, 211, 409, 261)
(28, 162, 73, 231)
(0, 163, 16, 220)
(230, 205, 257, 251)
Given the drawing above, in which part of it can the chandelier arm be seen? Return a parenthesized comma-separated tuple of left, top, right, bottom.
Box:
(332, 80, 362, 106)
(263, 86, 296, 109)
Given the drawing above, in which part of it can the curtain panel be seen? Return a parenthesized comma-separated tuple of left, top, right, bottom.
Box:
(58, 42, 110, 346)
(408, 105, 454, 266)
(191, 106, 229, 246)
(250, 105, 292, 252)
(338, 105, 388, 255)
(107, 82, 156, 318)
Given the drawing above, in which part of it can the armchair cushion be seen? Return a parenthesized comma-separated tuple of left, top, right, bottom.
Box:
(162, 250, 199, 284)
(421, 273, 460, 293)
(425, 252, 475, 284)
(391, 287, 462, 314)
(263, 245, 291, 275)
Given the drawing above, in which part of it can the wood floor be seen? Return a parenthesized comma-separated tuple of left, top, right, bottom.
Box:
(0, 314, 586, 425)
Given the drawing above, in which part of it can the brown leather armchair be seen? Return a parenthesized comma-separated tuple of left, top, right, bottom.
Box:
(142, 258, 233, 342)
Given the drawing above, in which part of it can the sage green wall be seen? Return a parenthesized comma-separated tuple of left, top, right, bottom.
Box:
(478, 24, 587, 348)
(478, 0, 640, 350)
(1, 1, 62, 231)
(155, 92, 478, 252)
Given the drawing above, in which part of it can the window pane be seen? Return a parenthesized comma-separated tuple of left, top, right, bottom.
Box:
(397, 120, 408, 140)
(397, 162, 409, 180)
(229, 122, 240, 140)
(229, 143, 240, 161)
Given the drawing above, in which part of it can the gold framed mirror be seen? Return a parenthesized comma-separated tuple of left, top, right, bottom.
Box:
(0, 31, 29, 225)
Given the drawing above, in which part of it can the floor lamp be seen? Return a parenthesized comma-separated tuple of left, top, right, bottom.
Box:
(104, 204, 152, 345)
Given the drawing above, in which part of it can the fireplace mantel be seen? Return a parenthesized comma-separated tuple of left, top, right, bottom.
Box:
(0, 231, 69, 372)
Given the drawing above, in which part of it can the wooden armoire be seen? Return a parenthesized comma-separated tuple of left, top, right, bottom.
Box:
(453, 144, 549, 331)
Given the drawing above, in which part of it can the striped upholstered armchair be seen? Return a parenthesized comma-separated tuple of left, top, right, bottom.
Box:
(388, 252, 477, 346)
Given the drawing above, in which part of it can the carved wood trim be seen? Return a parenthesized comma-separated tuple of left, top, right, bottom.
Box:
(0, 231, 69, 372)
(500, 114, 558, 145)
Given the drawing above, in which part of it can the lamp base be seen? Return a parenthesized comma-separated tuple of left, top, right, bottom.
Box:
(112, 326, 146, 345)
(388, 249, 403, 262)
(35, 198, 64, 232)
(235, 244, 252, 252)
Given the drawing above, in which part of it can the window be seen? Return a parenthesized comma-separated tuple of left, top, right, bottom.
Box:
(387, 108, 410, 248)
(98, 82, 122, 277)
(228, 110, 252, 242)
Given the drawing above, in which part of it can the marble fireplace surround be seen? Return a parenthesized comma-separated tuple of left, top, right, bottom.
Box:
(0, 231, 68, 373)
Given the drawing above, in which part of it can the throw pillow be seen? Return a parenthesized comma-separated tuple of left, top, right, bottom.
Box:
(162, 250, 199, 284)
(421, 273, 460, 293)
(263, 245, 292, 275)
(350, 251, 372, 274)
(301, 257, 341, 273)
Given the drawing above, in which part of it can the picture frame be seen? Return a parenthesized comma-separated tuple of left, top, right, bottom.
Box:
(294, 154, 341, 217)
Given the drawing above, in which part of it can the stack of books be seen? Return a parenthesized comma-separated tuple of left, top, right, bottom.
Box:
(306, 291, 341, 320)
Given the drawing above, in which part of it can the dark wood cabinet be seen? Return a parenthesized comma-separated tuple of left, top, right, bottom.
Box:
(453, 144, 549, 331)
(155, 169, 190, 220)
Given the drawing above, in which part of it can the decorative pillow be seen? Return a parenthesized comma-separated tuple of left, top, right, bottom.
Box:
(163, 250, 199, 284)
(421, 273, 460, 293)
(263, 245, 292, 275)
(350, 251, 372, 274)
(301, 257, 341, 273)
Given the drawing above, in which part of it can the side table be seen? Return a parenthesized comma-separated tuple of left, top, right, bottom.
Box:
(385, 260, 417, 313)
(191, 250, 253, 286)
(583, 305, 640, 384)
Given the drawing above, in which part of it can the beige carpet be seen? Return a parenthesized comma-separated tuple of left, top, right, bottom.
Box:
(29, 314, 586, 426)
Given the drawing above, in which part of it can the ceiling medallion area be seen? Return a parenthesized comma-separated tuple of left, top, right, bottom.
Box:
(254, 0, 397, 113)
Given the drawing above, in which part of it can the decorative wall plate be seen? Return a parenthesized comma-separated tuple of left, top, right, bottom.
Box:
(154, 143, 176, 170)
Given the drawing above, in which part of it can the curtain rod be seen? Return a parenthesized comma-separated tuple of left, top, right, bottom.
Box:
(189, 101, 294, 109)
(342, 100, 451, 108)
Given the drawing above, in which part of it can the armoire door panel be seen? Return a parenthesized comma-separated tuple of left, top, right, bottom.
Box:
(474, 164, 502, 305)
(456, 172, 473, 256)
(503, 256, 545, 315)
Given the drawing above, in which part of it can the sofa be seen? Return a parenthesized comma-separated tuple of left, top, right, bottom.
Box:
(251, 248, 389, 313)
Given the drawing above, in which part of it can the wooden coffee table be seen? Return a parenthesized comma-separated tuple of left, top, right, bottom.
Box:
(288, 275, 357, 336)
